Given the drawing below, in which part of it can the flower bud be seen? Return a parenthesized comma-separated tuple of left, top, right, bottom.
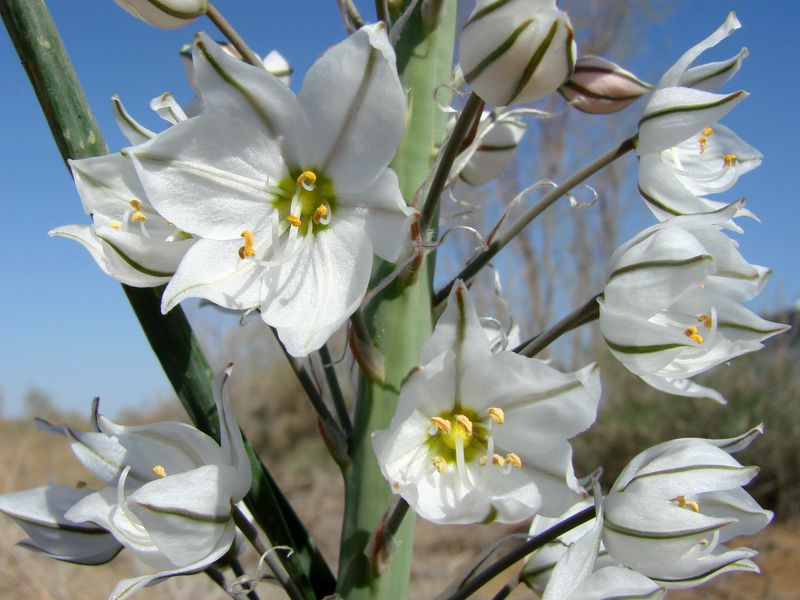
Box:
(460, 111, 527, 186)
(459, 0, 576, 106)
(560, 56, 651, 114)
(114, 0, 208, 29)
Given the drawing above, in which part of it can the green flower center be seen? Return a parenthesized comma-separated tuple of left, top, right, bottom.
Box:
(427, 408, 489, 465)
(271, 168, 337, 236)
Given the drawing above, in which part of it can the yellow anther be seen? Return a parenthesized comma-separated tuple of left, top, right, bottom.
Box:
(479, 456, 488, 467)
(129, 199, 143, 210)
(313, 203, 328, 224)
(432, 456, 448, 474)
(672, 495, 700, 512)
(131, 211, 147, 223)
(238, 229, 257, 260)
(152, 465, 167, 478)
(491, 453, 506, 466)
(698, 314, 713, 328)
(487, 407, 505, 425)
(699, 283, 705, 290)
(455, 414, 473, 437)
(723, 153, 737, 167)
(286, 214, 302, 228)
(505, 453, 522, 469)
(109, 220, 123, 230)
(75, 481, 87, 489)
(702, 127, 714, 137)
(684, 326, 704, 344)
(698, 137, 708, 153)
(431, 416, 452, 435)
(296, 170, 317, 188)
(698, 538, 710, 546)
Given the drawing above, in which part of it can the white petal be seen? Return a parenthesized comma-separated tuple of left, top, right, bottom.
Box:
(338, 169, 415, 262)
(544, 510, 603, 600)
(128, 464, 237, 566)
(36, 418, 127, 485)
(681, 47, 748, 92)
(638, 88, 747, 155)
(639, 374, 727, 404)
(659, 12, 741, 88)
(112, 95, 155, 144)
(108, 523, 235, 600)
(97, 415, 226, 478)
(161, 238, 266, 313)
(262, 215, 373, 356)
(700, 488, 772, 542)
(213, 366, 252, 500)
(298, 24, 406, 193)
(420, 280, 493, 365)
(192, 32, 308, 164)
(571, 567, 665, 600)
(149, 91, 188, 125)
(49, 224, 175, 287)
(0, 485, 122, 565)
(132, 115, 285, 239)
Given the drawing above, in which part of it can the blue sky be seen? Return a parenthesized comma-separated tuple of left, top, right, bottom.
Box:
(1, 1, 797, 417)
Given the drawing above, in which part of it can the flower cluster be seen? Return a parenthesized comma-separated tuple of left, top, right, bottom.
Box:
(4, 1, 786, 599)
(0, 367, 251, 599)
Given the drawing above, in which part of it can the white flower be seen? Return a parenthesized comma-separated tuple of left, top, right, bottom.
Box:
(560, 56, 651, 115)
(51, 148, 194, 287)
(38, 366, 251, 599)
(599, 201, 787, 403)
(459, 0, 576, 106)
(0, 485, 122, 565)
(637, 12, 760, 227)
(537, 493, 665, 600)
(131, 25, 415, 357)
(457, 110, 527, 186)
(114, 0, 207, 29)
(372, 281, 600, 524)
(603, 426, 772, 589)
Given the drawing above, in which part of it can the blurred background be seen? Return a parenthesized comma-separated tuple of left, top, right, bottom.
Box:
(1, 1, 798, 598)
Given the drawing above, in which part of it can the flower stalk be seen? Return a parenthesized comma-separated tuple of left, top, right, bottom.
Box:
(439, 505, 596, 600)
(418, 92, 484, 235)
(517, 292, 601, 357)
(205, 2, 263, 67)
(434, 135, 636, 305)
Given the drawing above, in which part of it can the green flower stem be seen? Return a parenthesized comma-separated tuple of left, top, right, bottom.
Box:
(434, 135, 637, 305)
(319, 344, 353, 437)
(439, 505, 595, 600)
(205, 2, 263, 67)
(336, 2, 456, 599)
(1, 2, 333, 597)
(233, 506, 303, 600)
(270, 329, 348, 461)
(418, 92, 484, 236)
(516, 292, 602, 357)
(338, 0, 365, 32)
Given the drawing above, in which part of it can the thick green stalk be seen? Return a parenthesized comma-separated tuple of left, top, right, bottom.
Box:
(336, 2, 456, 598)
(1, 2, 333, 597)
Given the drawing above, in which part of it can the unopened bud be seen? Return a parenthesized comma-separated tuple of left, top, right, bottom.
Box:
(459, 0, 576, 106)
(560, 56, 652, 114)
(460, 111, 527, 185)
(114, 0, 207, 29)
